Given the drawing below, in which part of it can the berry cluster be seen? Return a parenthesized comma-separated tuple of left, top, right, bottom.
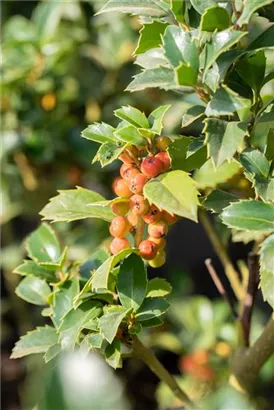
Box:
(109, 137, 178, 268)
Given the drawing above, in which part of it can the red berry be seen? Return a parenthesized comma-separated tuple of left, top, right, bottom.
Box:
(110, 237, 130, 255)
(119, 152, 134, 164)
(142, 205, 162, 224)
(129, 194, 149, 215)
(148, 220, 168, 238)
(120, 164, 139, 181)
(148, 249, 166, 268)
(155, 151, 170, 172)
(129, 173, 148, 194)
(141, 156, 164, 178)
(148, 236, 166, 251)
(162, 211, 178, 225)
(112, 177, 132, 198)
(111, 201, 130, 216)
(109, 216, 131, 238)
(138, 240, 157, 260)
(155, 136, 171, 151)
(127, 212, 138, 227)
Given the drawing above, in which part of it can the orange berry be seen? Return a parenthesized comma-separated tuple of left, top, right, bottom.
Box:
(127, 212, 138, 227)
(142, 205, 162, 224)
(111, 201, 130, 216)
(148, 220, 168, 238)
(141, 156, 164, 178)
(155, 136, 171, 151)
(129, 173, 148, 194)
(155, 151, 170, 172)
(109, 216, 131, 238)
(138, 240, 157, 260)
(162, 211, 178, 225)
(110, 237, 130, 255)
(120, 164, 139, 181)
(148, 236, 166, 251)
(119, 153, 134, 164)
(129, 194, 149, 215)
(112, 177, 132, 198)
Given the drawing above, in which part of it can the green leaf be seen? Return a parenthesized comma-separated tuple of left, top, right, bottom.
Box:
(40, 187, 114, 223)
(59, 301, 102, 350)
(97, 0, 167, 17)
(148, 105, 171, 135)
(115, 106, 149, 128)
(114, 125, 146, 146)
(25, 223, 61, 265)
(162, 26, 199, 71)
(190, 0, 216, 15)
(135, 21, 168, 55)
(232, 230, 267, 244)
(15, 276, 51, 306)
(194, 159, 241, 189)
(146, 278, 172, 298)
(246, 25, 274, 52)
(44, 344, 61, 363)
(80, 248, 110, 279)
(237, 0, 273, 27)
(202, 190, 238, 213)
(81, 123, 115, 144)
(221, 200, 274, 231)
(141, 317, 164, 328)
(169, 136, 207, 173)
(93, 142, 126, 167)
(239, 149, 270, 179)
(85, 333, 104, 349)
(170, 0, 185, 23)
(255, 178, 274, 202)
(136, 297, 170, 322)
(126, 68, 178, 92)
(182, 105, 205, 128)
(266, 130, 274, 161)
(52, 279, 80, 328)
(260, 268, 274, 309)
(14, 261, 57, 282)
(99, 306, 129, 343)
(200, 6, 230, 32)
(143, 170, 200, 222)
(236, 51, 266, 95)
(260, 234, 274, 271)
(11, 326, 58, 359)
(204, 119, 248, 167)
(175, 63, 198, 87)
(105, 340, 122, 369)
(117, 254, 147, 312)
(205, 86, 250, 116)
(92, 248, 137, 291)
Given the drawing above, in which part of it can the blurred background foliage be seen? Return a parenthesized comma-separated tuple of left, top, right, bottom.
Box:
(1, 1, 273, 410)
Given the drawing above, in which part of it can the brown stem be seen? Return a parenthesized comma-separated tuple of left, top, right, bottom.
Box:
(135, 216, 145, 248)
(132, 337, 196, 409)
(199, 210, 245, 301)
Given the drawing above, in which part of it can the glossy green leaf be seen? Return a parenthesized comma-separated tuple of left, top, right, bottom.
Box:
(126, 68, 177, 92)
(260, 268, 274, 309)
(79, 248, 110, 279)
(148, 105, 171, 135)
(14, 261, 57, 282)
(81, 123, 115, 144)
(99, 306, 129, 343)
(190, 0, 216, 14)
(205, 86, 250, 116)
(92, 248, 137, 291)
(136, 297, 170, 321)
(105, 340, 122, 369)
(162, 26, 199, 71)
(40, 187, 114, 223)
(135, 48, 167, 70)
(168, 136, 207, 173)
(114, 106, 149, 128)
(266, 130, 274, 161)
(260, 234, 274, 272)
(237, 0, 273, 27)
(221, 200, 274, 231)
(175, 63, 197, 87)
(204, 119, 248, 167)
(26, 223, 61, 264)
(140, 317, 164, 328)
(236, 51, 266, 95)
(11, 326, 58, 359)
(114, 125, 146, 146)
(200, 6, 230, 32)
(146, 278, 172, 298)
(239, 149, 270, 179)
(52, 279, 80, 328)
(170, 0, 185, 23)
(143, 170, 200, 222)
(97, 0, 166, 17)
(194, 159, 241, 189)
(117, 254, 147, 312)
(135, 21, 168, 55)
(246, 25, 274, 52)
(59, 301, 102, 350)
(202, 190, 238, 213)
(255, 178, 274, 202)
(92, 141, 126, 167)
(182, 105, 205, 128)
(44, 344, 61, 363)
(15, 276, 51, 305)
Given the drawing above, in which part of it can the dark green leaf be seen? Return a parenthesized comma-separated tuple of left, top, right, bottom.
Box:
(182, 105, 205, 128)
(81, 123, 115, 144)
(202, 190, 238, 213)
(143, 170, 200, 222)
(26, 223, 61, 264)
(135, 21, 168, 55)
(194, 159, 241, 189)
(126, 68, 178, 92)
(11, 326, 58, 359)
(236, 51, 266, 95)
(114, 106, 149, 128)
(136, 297, 170, 321)
(105, 340, 122, 369)
(14, 261, 57, 282)
(175, 63, 197, 87)
(117, 254, 147, 312)
(221, 200, 274, 231)
(79, 248, 110, 279)
(148, 105, 171, 134)
(15, 276, 51, 305)
(266, 130, 274, 160)
(168, 136, 207, 172)
(239, 149, 270, 179)
(204, 119, 248, 167)
(237, 0, 273, 27)
(190, 0, 216, 15)
(99, 306, 129, 343)
(40, 187, 114, 223)
(170, 0, 185, 23)
(200, 6, 230, 32)
(52, 279, 80, 328)
(205, 86, 250, 117)
(140, 317, 164, 328)
(97, 0, 167, 17)
(255, 178, 274, 202)
(246, 25, 274, 52)
(146, 278, 172, 298)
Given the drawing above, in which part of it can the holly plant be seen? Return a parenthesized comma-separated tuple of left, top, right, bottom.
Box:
(11, 1, 274, 408)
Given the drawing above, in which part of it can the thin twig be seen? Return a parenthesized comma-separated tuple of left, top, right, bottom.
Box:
(239, 253, 260, 347)
(205, 259, 238, 319)
(135, 216, 145, 248)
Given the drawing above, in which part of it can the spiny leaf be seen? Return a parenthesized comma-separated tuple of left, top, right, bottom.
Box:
(114, 106, 149, 128)
(52, 279, 80, 328)
(239, 149, 270, 179)
(134, 21, 168, 55)
(99, 306, 130, 344)
(202, 190, 238, 214)
(200, 6, 230, 32)
(146, 278, 172, 298)
(15, 276, 51, 306)
(126, 67, 178, 92)
(97, 0, 167, 17)
(81, 122, 115, 144)
(136, 297, 170, 322)
(205, 86, 250, 116)
(14, 261, 58, 282)
(193, 159, 241, 189)
(25, 223, 61, 264)
(237, 0, 274, 27)
(105, 339, 122, 369)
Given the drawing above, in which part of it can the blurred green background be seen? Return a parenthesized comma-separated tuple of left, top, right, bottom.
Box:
(1, 2, 273, 410)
